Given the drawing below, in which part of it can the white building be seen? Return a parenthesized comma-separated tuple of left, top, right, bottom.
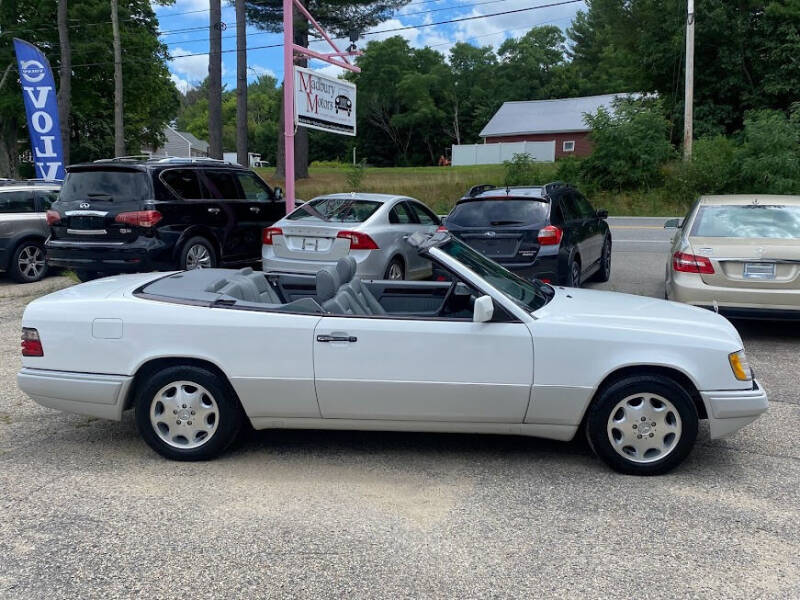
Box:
(145, 127, 209, 159)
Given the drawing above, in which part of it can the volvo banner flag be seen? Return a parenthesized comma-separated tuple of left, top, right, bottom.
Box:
(13, 39, 66, 181)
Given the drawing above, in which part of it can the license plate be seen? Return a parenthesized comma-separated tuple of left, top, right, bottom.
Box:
(303, 238, 320, 251)
(743, 262, 775, 279)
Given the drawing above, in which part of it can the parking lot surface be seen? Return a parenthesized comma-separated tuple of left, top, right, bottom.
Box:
(1, 222, 798, 599)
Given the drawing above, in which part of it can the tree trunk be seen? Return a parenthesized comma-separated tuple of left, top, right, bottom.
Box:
(275, 0, 309, 180)
(208, 0, 223, 159)
(235, 0, 248, 167)
(0, 117, 19, 179)
(111, 0, 125, 156)
(57, 0, 71, 165)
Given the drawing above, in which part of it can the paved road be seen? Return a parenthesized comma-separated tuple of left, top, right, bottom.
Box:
(0, 226, 798, 599)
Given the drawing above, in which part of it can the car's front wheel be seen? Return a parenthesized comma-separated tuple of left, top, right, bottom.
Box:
(134, 365, 244, 461)
(585, 375, 699, 475)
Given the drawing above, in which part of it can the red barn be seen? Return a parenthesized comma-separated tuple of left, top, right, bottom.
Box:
(479, 94, 636, 159)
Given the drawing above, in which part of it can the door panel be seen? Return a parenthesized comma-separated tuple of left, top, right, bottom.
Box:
(313, 316, 533, 422)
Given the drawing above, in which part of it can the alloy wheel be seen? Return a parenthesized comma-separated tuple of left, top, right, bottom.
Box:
(185, 244, 212, 269)
(606, 393, 683, 464)
(17, 245, 46, 281)
(387, 261, 404, 280)
(149, 380, 220, 449)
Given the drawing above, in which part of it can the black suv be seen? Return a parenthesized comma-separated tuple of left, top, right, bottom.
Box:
(442, 182, 611, 287)
(46, 158, 285, 281)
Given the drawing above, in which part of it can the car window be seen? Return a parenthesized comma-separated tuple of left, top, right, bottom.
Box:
(236, 172, 272, 202)
(61, 170, 150, 203)
(201, 171, 240, 200)
(161, 169, 202, 200)
(447, 199, 549, 227)
(286, 198, 382, 223)
(389, 202, 414, 224)
(550, 202, 564, 226)
(0, 190, 35, 213)
(36, 190, 59, 210)
(559, 195, 580, 221)
(690, 204, 800, 238)
(574, 193, 595, 218)
(409, 202, 439, 225)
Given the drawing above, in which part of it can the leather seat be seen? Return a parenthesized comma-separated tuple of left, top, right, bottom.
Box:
(338, 256, 386, 315)
(210, 267, 283, 304)
(315, 267, 367, 315)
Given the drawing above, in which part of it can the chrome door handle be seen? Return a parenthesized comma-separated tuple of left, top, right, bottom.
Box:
(250, 206, 261, 213)
(208, 207, 220, 214)
(317, 334, 357, 343)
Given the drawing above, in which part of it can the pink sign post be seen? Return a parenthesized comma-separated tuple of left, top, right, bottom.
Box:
(283, 0, 361, 213)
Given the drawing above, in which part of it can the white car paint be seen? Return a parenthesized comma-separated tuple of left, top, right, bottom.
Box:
(17, 247, 766, 446)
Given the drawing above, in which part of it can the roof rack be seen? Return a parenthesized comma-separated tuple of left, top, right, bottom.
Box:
(94, 155, 153, 163)
(154, 156, 230, 164)
(0, 178, 62, 185)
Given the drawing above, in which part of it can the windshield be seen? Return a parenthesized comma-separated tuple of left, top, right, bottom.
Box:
(447, 199, 549, 227)
(437, 237, 553, 311)
(691, 205, 800, 238)
(61, 170, 151, 203)
(287, 197, 381, 223)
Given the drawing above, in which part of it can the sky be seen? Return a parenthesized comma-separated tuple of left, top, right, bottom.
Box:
(153, 0, 587, 94)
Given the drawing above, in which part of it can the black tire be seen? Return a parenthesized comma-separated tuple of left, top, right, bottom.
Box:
(74, 270, 101, 283)
(9, 240, 48, 283)
(590, 237, 611, 282)
(134, 365, 244, 461)
(180, 236, 217, 270)
(565, 253, 581, 287)
(585, 375, 699, 476)
(384, 256, 405, 280)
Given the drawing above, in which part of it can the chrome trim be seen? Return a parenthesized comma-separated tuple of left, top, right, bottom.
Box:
(66, 229, 108, 235)
(64, 210, 109, 217)
(713, 257, 800, 264)
(47, 239, 125, 246)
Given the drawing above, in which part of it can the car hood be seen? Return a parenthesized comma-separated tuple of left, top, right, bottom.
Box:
(534, 286, 743, 348)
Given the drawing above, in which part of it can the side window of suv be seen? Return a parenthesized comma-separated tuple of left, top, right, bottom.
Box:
(36, 190, 59, 211)
(0, 191, 35, 213)
(201, 170, 240, 200)
(236, 172, 272, 202)
(559, 194, 580, 222)
(161, 169, 202, 200)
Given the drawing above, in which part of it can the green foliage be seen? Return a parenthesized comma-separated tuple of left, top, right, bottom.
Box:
(737, 108, 800, 194)
(581, 98, 675, 190)
(555, 156, 585, 188)
(344, 159, 367, 191)
(503, 153, 537, 186)
(663, 136, 739, 205)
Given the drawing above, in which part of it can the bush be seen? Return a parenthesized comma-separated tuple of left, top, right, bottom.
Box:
(737, 108, 800, 194)
(663, 135, 740, 206)
(581, 98, 675, 190)
(344, 159, 367, 191)
(555, 156, 584, 187)
(502, 153, 559, 186)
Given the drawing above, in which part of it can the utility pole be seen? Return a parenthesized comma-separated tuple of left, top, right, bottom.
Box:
(682, 0, 695, 162)
(111, 0, 124, 156)
(236, 0, 248, 167)
(57, 0, 71, 165)
(208, 0, 223, 160)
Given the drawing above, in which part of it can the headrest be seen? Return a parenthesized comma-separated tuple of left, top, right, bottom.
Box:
(344, 256, 358, 278)
(336, 256, 356, 283)
(205, 278, 229, 293)
(315, 268, 339, 301)
(237, 267, 254, 275)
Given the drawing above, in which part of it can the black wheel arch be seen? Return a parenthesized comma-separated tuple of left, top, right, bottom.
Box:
(172, 227, 221, 264)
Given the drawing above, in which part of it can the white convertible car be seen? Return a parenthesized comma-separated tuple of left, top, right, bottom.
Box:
(18, 232, 767, 475)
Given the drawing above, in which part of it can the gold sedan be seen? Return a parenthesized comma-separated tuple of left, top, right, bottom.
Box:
(665, 195, 800, 319)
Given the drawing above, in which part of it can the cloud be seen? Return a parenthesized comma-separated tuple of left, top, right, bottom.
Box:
(248, 64, 276, 79)
(170, 46, 226, 82)
(170, 73, 195, 94)
(153, 0, 209, 19)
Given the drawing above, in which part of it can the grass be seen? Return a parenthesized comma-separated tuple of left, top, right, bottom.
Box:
(256, 165, 687, 217)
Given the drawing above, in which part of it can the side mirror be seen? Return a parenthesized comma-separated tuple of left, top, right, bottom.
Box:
(274, 187, 283, 201)
(596, 208, 609, 219)
(473, 295, 494, 323)
(664, 218, 682, 229)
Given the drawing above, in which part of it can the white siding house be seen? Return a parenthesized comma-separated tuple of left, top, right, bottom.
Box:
(145, 127, 209, 158)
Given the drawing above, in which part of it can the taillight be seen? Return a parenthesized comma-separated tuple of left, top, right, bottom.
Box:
(115, 210, 162, 228)
(436, 225, 448, 232)
(262, 227, 282, 245)
(337, 230, 379, 250)
(538, 225, 563, 246)
(46, 210, 61, 225)
(21, 327, 43, 357)
(672, 251, 715, 274)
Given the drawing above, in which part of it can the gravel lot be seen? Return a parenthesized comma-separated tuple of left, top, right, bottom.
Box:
(1, 224, 798, 599)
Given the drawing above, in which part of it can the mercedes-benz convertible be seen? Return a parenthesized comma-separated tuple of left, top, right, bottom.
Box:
(17, 232, 767, 475)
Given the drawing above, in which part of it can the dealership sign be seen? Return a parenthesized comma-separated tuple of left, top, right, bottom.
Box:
(294, 66, 356, 136)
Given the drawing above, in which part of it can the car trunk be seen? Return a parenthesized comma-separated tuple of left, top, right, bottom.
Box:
(453, 229, 540, 263)
(272, 222, 353, 261)
(690, 236, 800, 289)
(50, 167, 152, 243)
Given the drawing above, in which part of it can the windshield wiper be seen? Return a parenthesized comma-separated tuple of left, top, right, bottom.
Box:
(87, 193, 114, 201)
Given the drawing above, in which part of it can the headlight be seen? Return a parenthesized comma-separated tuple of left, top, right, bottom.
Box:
(728, 350, 752, 381)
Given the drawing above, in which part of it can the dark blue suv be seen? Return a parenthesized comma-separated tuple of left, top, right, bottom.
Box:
(441, 183, 611, 287)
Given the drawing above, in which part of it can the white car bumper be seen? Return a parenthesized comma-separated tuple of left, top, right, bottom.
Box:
(17, 368, 133, 421)
(701, 379, 768, 438)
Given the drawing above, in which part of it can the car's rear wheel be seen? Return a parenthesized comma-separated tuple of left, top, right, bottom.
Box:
(134, 365, 244, 461)
(565, 254, 581, 287)
(384, 257, 405, 280)
(585, 375, 699, 475)
(590, 237, 611, 282)
(180, 237, 216, 270)
(10, 240, 48, 283)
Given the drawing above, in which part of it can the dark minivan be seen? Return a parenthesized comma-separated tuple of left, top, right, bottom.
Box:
(442, 183, 611, 287)
(46, 158, 285, 281)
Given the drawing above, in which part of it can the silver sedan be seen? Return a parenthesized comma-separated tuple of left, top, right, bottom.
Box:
(261, 193, 442, 280)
